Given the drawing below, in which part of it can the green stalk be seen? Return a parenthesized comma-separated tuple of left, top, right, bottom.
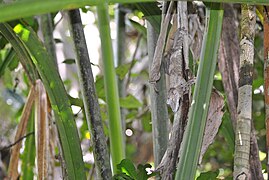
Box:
(175, 3, 223, 180)
(0, 1, 269, 23)
(96, 3, 125, 174)
(115, 4, 126, 106)
(67, 9, 112, 179)
(115, 4, 126, 142)
(21, 108, 35, 180)
(0, 23, 86, 179)
(0, 48, 15, 77)
(40, 13, 58, 68)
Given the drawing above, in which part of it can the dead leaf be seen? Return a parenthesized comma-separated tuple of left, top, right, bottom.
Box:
(199, 89, 225, 164)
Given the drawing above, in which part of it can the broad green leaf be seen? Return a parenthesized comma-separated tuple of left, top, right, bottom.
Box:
(113, 173, 134, 180)
(120, 95, 142, 109)
(141, 111, 151, 132)
(116, 62, 135, 80)
(95, 75, 106, 99)
(137, 164, 154, 180)
(197, 170, 219, 180)
(117, 159, 138, 179)
(125, 110, 138, 120)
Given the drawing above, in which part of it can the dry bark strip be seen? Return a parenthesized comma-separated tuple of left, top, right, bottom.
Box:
(149, 1, 174, 85)
(35, 80, 49, 178)
(199, 89, 224, 163)
(8, 85, 36, 179)
(234, 5, 256, 179)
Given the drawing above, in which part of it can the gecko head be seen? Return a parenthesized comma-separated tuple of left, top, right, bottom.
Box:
(167, 88, 181, 113)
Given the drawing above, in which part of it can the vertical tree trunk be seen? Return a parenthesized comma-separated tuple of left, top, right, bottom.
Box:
(234, 5, 256, 179)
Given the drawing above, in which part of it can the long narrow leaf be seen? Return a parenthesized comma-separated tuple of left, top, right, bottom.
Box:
(0, 1, 268, 24)
(175, 3, 224, 180)
(0, 23, 39, 83)
(2, 23, 86, 179)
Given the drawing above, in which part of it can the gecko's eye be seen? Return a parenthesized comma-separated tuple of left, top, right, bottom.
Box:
(167, 88, 180, 113)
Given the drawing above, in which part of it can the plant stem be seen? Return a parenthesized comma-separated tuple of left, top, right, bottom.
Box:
(115, 4, 126, 139)
(21, 109, 35, 179)
(68, 9, 112, 179)
(40, 13, 58, 68)
(147, 21, 168, 167)
(96, 3, 125, 174)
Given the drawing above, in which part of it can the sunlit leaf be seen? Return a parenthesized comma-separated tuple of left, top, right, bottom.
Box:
(117, 159, 137, 179)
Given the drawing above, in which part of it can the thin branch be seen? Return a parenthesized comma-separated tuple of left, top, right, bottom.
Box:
(68, 9, 112, 179)
(0, 132, 34, 151)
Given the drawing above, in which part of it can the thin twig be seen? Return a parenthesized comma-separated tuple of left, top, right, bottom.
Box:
(0, 131, 34, 151)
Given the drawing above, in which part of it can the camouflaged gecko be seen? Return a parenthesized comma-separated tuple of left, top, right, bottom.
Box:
(165, 28, 195, 113)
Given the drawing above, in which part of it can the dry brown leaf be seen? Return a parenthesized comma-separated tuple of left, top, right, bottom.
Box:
(199, 89, 225, 164)
(8, 86, 36, 179)
(35, 80, 49, 178)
